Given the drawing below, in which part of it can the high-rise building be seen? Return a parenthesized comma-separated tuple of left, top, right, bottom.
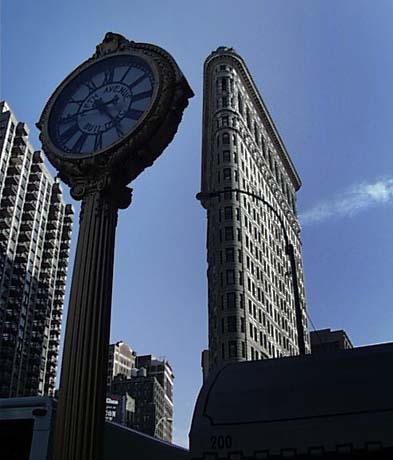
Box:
(108, 348, 174, 442)
(107, 340, 136, 386)
(135, 354, 174, 442)
(0, 101, 73, 398)
(310, 328, 353, 354)
(200, 48, 310, 375)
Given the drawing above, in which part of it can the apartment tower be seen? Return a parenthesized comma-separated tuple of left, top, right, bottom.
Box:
(0, 101, 73, 397)
(200, 48, 310, 374)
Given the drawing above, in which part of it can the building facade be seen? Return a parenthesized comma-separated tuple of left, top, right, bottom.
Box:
(200, 48, 310, 374)
(135, 355, 174, 442)
(108, 349, 174, 442)
(0, 101, 73, 398)
(310, 328, 353, 353)
(107, 340, 136, 387)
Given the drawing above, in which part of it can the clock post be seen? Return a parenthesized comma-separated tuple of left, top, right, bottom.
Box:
(37, 33, 193, 460)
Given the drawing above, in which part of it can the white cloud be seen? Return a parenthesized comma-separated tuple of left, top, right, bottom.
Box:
(299, 178, 393, 225)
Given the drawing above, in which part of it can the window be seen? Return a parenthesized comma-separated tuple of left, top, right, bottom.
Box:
(224, 206, 233, 220)
(221, 77, 227, 91)
(223, 150, 231, 162)
(226, 270, 235, 285)
(238, 92, 244, 115)
(222, 132, 230, 144)
(224, 226, 234, 241)
(225, 247, 234, 262)
(223, 168, 231, 181)
(228, 341, 237, 358)
(227, 316, 236, 332)
(246, 107, 251, 129)
(227, 292, 236, 308)
(222, 97, 228, 107)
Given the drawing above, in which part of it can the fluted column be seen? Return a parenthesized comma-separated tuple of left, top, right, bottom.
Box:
(53, 177, 132, 460)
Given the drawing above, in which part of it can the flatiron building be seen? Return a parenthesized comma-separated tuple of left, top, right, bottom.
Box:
(200, 48, 310, 374)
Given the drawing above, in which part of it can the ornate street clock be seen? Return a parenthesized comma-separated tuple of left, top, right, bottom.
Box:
(36, 33, 193, 460)
(38, 32, 193, 199)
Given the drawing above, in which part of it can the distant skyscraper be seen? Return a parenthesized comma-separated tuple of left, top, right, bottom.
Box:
(310, 328, 353, 353)
(107, 340, 136, 386)
(108, 346, 174, 442)
(0, 101, 73, 397)
(200, 48, 310, 374)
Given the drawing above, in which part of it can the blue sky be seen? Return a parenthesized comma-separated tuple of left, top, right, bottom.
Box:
(2, 0, 393, 447)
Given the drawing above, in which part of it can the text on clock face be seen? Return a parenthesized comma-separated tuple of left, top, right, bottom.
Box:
(48, 54, 155, 155)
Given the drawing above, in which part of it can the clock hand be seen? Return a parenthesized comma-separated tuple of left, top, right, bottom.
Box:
(98, 102, 117, 122)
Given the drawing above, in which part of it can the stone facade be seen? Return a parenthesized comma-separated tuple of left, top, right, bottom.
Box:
(107, 340, 136, 386)
(201, 48, 310, 373)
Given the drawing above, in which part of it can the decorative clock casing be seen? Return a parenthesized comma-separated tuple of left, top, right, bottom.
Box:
(37, 32, 193, 194)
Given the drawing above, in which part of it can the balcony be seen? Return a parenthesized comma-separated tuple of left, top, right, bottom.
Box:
(13, 264, 27, 274)
(13, 140, 26, 156)
(16, 239, 29, 250)
(56, 276, 66, 286)
(14, 252, 28, 263)
(64, 214, 73, 224)
(20, 221, 33, 231)
(8, 155, 23, 167)
(0, 217, 12, 229)
(60, 241, 70, 250)
(47, 220, 59, 230)
(27, 180, 40, 191)
(24, 201, 36, 213)
(19, 231, 32, 242)
(22, 210, 35, 221)
(31, 163, 42, 173)
(29, 172, 41, 183)
(26, 190, 39, 202)
(2, 195, 16, 206)
(5, 175, 19, 186)
(0, 230, 9, 241)
(41, 259, 52, 269)
(54, 287, 64, 297)
(53, 295, 65, 305)
(2, 206, 13, 217)
(46, 230, 57, 241)
(57, 266, 67, 277)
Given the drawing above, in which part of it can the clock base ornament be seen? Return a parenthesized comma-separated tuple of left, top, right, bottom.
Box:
(37, 32, 193, 460)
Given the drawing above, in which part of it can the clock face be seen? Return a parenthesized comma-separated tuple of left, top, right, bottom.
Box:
(48, 54, 155, 155)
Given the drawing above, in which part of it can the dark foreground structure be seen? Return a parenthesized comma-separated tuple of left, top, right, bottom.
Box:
(190, 342, 393, 459)
(0, 396, 188, 460)
(2, 342, 392, 459)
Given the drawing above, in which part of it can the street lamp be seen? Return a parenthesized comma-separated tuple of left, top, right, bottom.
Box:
(154, 416, 173, 438)
(196, 188, 306, 356)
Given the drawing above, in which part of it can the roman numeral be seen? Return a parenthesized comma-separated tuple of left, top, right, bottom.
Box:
(59, 124, 80, 144)
(60, 112, 79, 124)
(72, 133, 88, 153)
(115, 123, 124, 137)
(132, 89, 153, 102)
(94, 133, 103, 150)
(124, 108, 144, 120)
(128, 74, 148, 89)
(103, 68, 114, 85)
(120, 66, 132, 82)
(85, 80, 97, 93)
